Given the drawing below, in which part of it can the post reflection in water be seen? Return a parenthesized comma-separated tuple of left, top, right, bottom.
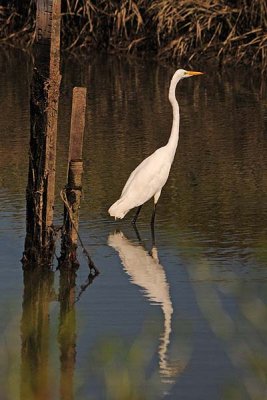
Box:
(108, 229, 188, 383)
(58, 269, 77, 400)
(20, 269, 55, 400)
(20, 268, 77, 400)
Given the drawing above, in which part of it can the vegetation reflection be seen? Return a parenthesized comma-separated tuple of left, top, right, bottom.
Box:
(185, 252, 267, 400)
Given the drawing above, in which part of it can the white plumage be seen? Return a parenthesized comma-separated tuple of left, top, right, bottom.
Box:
(108, 68, 203, 224)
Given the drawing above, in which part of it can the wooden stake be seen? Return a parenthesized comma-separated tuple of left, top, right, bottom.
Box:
(23, 0, 61, 267)
(45, 0, 61, 228)
(59, 87, 87, 268)
(67, 87, 87, 245)
(68, 87, 87, 163)
(35, 0, 53, 43)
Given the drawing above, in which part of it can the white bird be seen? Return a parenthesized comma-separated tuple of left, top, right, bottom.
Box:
(108, 69, 203, 225)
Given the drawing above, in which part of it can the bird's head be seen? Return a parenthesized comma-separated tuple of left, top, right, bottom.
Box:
(175, 69, 204, 80)
(169, 68, 204, 104)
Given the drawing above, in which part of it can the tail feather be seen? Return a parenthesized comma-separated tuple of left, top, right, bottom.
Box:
(108, 197, 130, 220)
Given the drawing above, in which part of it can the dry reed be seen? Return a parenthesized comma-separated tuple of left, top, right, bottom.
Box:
(1, 0, 267, 71)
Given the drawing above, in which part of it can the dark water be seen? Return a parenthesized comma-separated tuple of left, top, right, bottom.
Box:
(1, 49, 267, 399)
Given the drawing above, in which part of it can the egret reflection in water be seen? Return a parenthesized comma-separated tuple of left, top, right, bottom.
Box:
(108, 230, 189, 383)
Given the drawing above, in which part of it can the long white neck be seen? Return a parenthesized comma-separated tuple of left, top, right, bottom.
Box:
(166, 72, 181, 161)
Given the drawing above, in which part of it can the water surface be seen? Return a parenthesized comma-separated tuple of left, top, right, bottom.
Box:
(1, 50, 267, 399)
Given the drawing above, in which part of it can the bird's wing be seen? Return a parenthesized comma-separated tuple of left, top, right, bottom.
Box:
(121, 147, 172, 206)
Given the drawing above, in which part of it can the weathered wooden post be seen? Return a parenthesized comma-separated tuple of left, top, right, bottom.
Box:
(59, 87, 87, 268)
(45, 0, 61, 229)
(22, 0, 61, 268)
(36, 0, 53, 43)
(66, 87, 87, 243)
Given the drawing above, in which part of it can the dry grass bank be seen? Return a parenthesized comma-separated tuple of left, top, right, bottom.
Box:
(1, 0, 267, 71)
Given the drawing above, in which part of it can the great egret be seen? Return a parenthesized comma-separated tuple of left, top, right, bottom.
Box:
(108, 69, 203, 225)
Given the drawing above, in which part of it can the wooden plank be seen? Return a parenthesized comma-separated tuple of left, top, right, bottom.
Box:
(68, 87, 87, 162)
(23, 0, 61, 266)
(59, 87, 87, 267)
(36, 0, 53, 43)
(65, 87, 87, 246)
(45, 0, 62, 228)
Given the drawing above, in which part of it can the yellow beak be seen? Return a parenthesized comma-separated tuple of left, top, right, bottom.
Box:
(185, 70, 204, 76)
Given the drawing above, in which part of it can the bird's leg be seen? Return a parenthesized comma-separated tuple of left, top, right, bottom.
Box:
(131, 205, 142, 225)
(150, 203, 157, 229)
(151, 222, 156, 246)
(150, 204, 157, 246)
